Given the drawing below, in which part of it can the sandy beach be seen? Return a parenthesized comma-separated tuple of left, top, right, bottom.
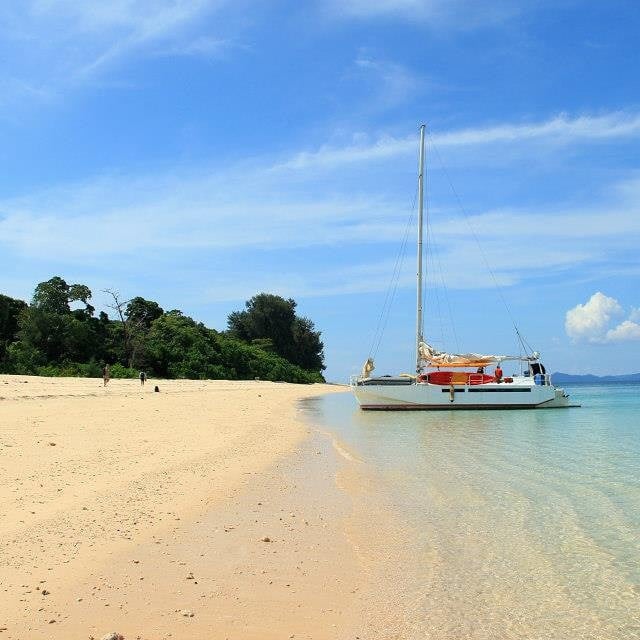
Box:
(0, 375, 360, 640)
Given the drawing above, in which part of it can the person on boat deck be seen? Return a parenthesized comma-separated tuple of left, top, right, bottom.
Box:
(477, 366, 485, 374)
(494, 364, 503, 383)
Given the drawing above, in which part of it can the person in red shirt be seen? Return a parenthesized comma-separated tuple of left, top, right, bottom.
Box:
(494, 364, 503, 383)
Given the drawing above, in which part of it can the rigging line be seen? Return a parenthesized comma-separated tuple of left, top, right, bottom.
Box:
(372, 206, 415, 359)
(424, 219, 445, 346)
(429, 135, 534, 353)
(424, 175, 447, 347)
(424, 146, 444, 348)
(426, 213, 461, 353)
(424, 138, 461, 353)
(368, 190, 417, 359)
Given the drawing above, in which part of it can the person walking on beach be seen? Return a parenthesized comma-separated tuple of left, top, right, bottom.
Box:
(139, 371, 147, 386)
(102, 364, 110, 386)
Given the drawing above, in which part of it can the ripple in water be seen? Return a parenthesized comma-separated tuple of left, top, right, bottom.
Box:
(303, 384, 640, 639)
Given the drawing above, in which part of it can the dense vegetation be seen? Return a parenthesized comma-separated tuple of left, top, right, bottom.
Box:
(0, 277, 325, 383)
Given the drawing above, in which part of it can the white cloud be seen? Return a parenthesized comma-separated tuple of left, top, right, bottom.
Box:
(0, 156, 637, 300)
(352, 52, 420, 110)
(272, 134, 413, 171)
(565, 293, 640, 343)
(0, 170, 405, 257)
(1, 118, 640, 301)
(565, 292, 622, 342)
(323, 0, 522, 28)
(435, 112, 640, 146)
(605, 320, 640, 342)
(272, 112, 640, 172)
(158, 36, 235, 59)
(0, 1, 234, 105)
(69, 0, 220, 77)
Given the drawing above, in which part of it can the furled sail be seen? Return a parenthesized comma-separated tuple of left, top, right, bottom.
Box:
(361, 358, 375, 379)
(418, 342, 538, 368)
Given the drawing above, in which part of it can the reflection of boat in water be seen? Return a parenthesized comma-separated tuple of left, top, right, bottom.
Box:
(351, 125, 577, 410)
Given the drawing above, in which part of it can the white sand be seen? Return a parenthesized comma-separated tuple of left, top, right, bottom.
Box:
(0, 376, 360, 639)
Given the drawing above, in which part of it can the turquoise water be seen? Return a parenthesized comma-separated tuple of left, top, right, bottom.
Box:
(303, 384, 640, 639)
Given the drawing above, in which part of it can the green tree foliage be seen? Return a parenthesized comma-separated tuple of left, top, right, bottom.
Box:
(146, 311, 222, 379)
(126, 297, 164, 330)
(125, 297, 164, 369)
(0, 279, 325, 383)
(292, 316, 324, 371)
(32, 276, 94, 316)
(15, 277, 100, 366)
(0, 294, 27, 363)
(227, 293, 325, 371)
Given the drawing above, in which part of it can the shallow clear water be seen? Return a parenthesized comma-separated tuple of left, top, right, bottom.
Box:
(302, 384, 640, 639)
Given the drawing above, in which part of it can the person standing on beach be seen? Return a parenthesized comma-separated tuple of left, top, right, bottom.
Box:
(139, 371, 147, 386)
(102, 364, 110, 386)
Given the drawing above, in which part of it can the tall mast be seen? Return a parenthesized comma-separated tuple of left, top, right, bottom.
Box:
(416, 124, 426, 374)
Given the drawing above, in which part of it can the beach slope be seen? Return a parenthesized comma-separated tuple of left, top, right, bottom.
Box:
(0, 376, 355, 639)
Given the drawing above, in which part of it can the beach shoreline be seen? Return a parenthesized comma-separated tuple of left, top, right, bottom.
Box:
(0, 375, 360, 639)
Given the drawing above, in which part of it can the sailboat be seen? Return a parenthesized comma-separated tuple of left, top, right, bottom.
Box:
(351, 125, 575, 410)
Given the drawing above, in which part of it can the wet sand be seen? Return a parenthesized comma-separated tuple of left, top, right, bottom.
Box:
(0, 376, 358, 639)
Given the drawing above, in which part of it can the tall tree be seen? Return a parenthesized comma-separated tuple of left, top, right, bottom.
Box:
(227, 293, 325, 371)
(228, 294, 297, 361)
(32, 276, 94, 316)
(0, 294, 28, 362)
(104, 291, 166, 368)
(291, 316, 325, 371)
(15, 277, 98, 365)
(125, 297, 164, 368)
(126, 297, 164, 330)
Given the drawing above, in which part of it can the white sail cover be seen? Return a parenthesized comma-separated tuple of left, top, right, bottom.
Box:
(418, 342, 538, 368)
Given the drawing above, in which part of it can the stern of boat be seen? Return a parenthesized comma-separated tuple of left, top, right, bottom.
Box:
(541, 386, 577, 408)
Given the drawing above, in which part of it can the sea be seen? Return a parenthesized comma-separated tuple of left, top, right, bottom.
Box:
(301, 383, 640, 640)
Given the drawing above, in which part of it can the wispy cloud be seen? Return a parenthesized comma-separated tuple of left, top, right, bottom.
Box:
(157, 36, 236, 59)
(1, 126, 640, 300)
(350, 52, 421, 111)
(436, 112, 640, 146)
(323, 0, 526, 28)
(0, 77, 53, 108)
(68, 0, 219, 77)
(0, 1, 235, 106)
(0, 168, 404, 257)
(271, 134, 414, 172)
(272, 112, 640, 172)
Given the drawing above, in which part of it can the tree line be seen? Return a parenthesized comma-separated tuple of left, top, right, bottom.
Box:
(0, 277, 325, 383)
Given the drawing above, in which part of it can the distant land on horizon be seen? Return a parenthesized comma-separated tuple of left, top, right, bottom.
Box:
(552, 372, 640, 383)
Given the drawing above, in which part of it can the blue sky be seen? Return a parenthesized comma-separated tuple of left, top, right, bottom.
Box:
(1, 1, 639, 379)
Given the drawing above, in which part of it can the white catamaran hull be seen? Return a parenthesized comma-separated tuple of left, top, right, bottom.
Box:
(352, 381, 572, 410)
